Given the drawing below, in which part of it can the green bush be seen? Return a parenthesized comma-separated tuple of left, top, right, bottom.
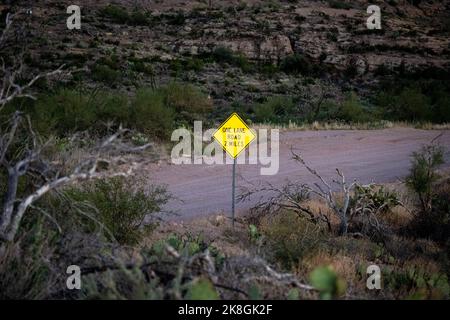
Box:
(100, 5, 130, 24)
(383, 265, 449, 299)
(163, 12, 185, 26)
(131, 88, 175, 139)
(336, 92, 369, 122)
(425, 179, 450, 244)
(376, 87, 431, 121)
(129, 10, 150, 26)
(33, 89, 96, 135)
(100, 5, 151, 26)
(132, 60, 154, 75)
(95, 93, 130, 126)
(32, 89, 129, 136)
(314, 92, 370, 123)
(91, 64, 120, 85)
(405, 144, 450, 244)
(314, 99, 340, 121)
(397, 88, 431, 121)
(164, 82, 213, 114)
(253, 96, 296, 123)
(406, 144, 444, 213)
(233, 54, 254, 73)
(97, 54, 121, 70)
(183, 57, 204, 72)
(210, 47, 255, 72)
(66, 176, 169, 245)
(25, 83, 212, 140)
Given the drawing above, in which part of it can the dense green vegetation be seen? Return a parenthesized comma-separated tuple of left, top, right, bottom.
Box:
(3, 83, 213, 140)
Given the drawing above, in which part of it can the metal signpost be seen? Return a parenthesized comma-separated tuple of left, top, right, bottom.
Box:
(213, 113, 256, 228)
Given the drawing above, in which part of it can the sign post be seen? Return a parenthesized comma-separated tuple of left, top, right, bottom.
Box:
(232, 157, 236, 228)
(213, 113, 256, 228)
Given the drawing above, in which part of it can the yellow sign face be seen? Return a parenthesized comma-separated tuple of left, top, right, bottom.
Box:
(213, 113, 256, 159)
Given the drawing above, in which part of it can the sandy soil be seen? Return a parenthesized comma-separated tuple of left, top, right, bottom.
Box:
(148, 128, 450, 220)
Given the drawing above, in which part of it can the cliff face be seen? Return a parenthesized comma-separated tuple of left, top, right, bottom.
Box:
(3, 0, 450, 106)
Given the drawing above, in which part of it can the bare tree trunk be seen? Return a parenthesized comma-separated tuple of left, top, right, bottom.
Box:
(338, 214, 348, 235)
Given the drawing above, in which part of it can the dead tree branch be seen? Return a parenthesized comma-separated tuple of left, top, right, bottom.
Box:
(291, 150, 356, 235)
(0, 112, 151, 242)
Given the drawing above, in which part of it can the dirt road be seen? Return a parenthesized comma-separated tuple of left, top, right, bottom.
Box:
(149, 128, 450, 220)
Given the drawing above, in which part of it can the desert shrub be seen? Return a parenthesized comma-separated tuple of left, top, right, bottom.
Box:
(100, 5, 130, 24)
(183, 57, 204, 72)
(337, 92, 368, 122)
(253, 100, 276, 123)
(30, 83, 211, 139)
(327, 0, 352, 9)
(33, 89, 96, 135)
(376, 87, 431, 121)
(212, 46, 236, 64)
(383, 264, 449, 299)
(280, 54, 313, 76)
(233, 54, 254, 73)
(405, 144, 450, 243)
(91, 64, 120, 85)
(0, 173, 168, 298)
(344, 57, 359, 78)
(432, 94, 450, 123)
(97, 54, 121, 70)
(406, 144, 445, 213)
(66, 176, 169, 245)
(425, 179, 450, 244)
(32, 89, 129, 136)
(163, 11, 185, 26)
(129, 10, 150, 26)
(95, 93, 130, 127)
(259, 62, 279, 77)
(314, 99, 340, 121)
(396, 88, 431, 121)
(0, 217, 57, 299)
(210, 47, 255, 72)
(131, 88, 175, 139)
(260, 211, 326, 268)
(132, 60, 154, 75)
(253, 96, 296, 123)
(349, 184, 402, 238)
(164, 82, 213, 114)
(407, 178, 450, 244)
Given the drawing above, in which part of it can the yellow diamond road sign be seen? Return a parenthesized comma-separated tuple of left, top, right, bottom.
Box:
(213, 113, 256, 159)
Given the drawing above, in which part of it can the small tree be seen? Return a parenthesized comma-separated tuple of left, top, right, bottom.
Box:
(406, 144, 445, 214)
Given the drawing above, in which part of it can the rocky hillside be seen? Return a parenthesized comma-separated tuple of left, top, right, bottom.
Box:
(2, 0, 450, 113)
